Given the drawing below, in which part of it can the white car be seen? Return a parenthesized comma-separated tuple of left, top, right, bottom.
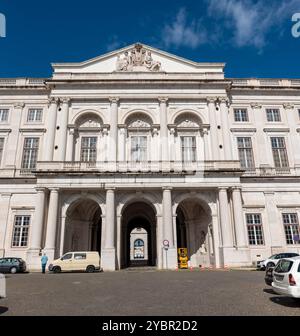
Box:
(272, 256, 300, 300)
(257, 252, 299, 270)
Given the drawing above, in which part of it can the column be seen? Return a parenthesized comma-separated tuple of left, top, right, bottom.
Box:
(6, 103, 24, 167)
(219, 97, 233, 160)
(44, 98, 58, 161)
(218, 188, 233, 247)
(101, 187, 116, 271)
(162, 187, 177, 269)
(207, 97, 219, 160)
(27, 188, 46, 269)
(169, 128, 175, 162)
(44, 188, 59, 261)
(0, 193, 12, 257)
(119, 127, 126, 162)
(232, 187, 248, 248)
(203, 128, 210, 161)
(159, 97, 169, 162)
(59, 215, 66, 256)
(211, 215, 221, 268)
(66, 127, 75, 161)
(58, 98, 70, 161)
(108, 97, 119, 163)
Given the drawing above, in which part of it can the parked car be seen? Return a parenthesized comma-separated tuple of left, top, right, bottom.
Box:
(48, 251, 101, 273)
(264, 266, 274, 286)
(257, 253, 299, 270)
(0, 257, 26, 274)
(272, 257, 300, 300)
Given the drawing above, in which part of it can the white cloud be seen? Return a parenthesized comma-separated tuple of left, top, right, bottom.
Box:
(106, 35, 125, 52)
(208, 0, 299, 49)
(162, 8, 207, 49)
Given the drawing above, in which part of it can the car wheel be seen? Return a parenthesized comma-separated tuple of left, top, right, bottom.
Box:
(10, 267, 17, 274)
(86, 265, 95, 273)
(266, 262, 275, 269)
(53, 266, 61, 274)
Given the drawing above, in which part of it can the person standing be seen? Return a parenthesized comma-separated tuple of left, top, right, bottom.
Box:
(41, 253, 48, 274)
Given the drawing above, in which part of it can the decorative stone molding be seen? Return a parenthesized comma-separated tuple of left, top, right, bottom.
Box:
(47, 97, 59, 106)
(13, 102, 25, 109)
(283, 103, 294, 109)
(206, 97, 217, 104)
(109, 97, 120, 104)
(158, 97, 168, 104)
(60, 97, 71, 104)
(250, 103, 262, 109)
(116, 43, 162, 72)
(230, 128, 257, 133)
(263, 128, 290, 133)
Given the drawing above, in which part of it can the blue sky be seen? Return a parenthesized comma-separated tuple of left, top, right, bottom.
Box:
(0, 0, 299, 78)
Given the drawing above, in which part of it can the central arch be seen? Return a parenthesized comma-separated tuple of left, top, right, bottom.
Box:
(121, 201, 157, 268)
(63, 198, 102, 255)
(176, 197, 213, 268)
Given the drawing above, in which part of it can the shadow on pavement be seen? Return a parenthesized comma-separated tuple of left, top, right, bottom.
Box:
(270, 296, 300, 308)
(0, 306, 8, 315)
(263, 288, 276, 295)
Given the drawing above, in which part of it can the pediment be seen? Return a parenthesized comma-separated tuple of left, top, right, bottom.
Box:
(52, 42, 225, 75)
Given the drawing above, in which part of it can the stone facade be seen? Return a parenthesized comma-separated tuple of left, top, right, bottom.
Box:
(0, 43, 300, 271)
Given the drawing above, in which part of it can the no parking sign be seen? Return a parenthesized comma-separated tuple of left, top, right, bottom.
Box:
(163, 240, 169, 250)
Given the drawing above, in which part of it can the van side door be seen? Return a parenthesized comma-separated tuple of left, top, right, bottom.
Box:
(73, 253, 87, 271)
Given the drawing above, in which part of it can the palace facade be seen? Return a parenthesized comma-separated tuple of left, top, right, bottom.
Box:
(0, 43, 300, 270)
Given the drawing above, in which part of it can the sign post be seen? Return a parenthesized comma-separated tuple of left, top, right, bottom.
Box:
(163, 240, 169, 269)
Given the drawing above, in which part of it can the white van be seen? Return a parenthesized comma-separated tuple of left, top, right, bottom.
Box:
(49, 252, 101, 273)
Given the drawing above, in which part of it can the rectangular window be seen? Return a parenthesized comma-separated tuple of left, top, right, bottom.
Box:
(283, 213, 300, 245)
(181, 136, 196, 162)
(21, 138, 39, 169)
(12, 215, 30, 247)
(234, 108, 248, 122)
(27, 108, 43, 122)
(246, 214, 264, 245)
(0, 109, 9, 122)
(80, 137, 97, 162)
(266, 108, 281, 122)
(237, 137, 255, 169)
(131, 136, 147, 161)
(271, 137, 289, 168)
(0, 138, 4, 165)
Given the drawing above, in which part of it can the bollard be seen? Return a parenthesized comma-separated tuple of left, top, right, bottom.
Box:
(0, 274, 6, 298)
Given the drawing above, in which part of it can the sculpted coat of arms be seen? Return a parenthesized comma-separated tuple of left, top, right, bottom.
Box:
(116, 43, 162, 72)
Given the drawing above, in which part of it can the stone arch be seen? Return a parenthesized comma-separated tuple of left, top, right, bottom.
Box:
(171, 109, 206, 125)
(172, 192, 212, 217)
(117, 192, 161, 217)
(121, 109, 156, 125)
(72, 109, 105, 126)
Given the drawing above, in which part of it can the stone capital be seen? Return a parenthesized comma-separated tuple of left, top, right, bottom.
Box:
(206, 96, 217, 104)
(162, 186, 173, 191)
(14, 102, 25, 109)
(109, 97, 120, 104)
(105, 186, 116, 191)
(250, 102, 262, 109)
(35, 187, 47, 193)
(283, 103, 294, 109)
(48, 97, 59, 106)
(49, 188, 60, 193)
(158, 97, 168, 104)
(218, 97, 229, 104)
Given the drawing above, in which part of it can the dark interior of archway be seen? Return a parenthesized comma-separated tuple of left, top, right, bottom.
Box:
(126, 217, 154, 267)
(176, 207, 187, 249)
(121, 201, 157, 268)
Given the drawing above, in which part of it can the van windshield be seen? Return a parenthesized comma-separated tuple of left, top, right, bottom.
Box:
(61, 253, 72, 260)
(275, 259, 293, 273)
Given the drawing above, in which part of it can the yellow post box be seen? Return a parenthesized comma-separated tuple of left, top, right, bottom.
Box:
(178, 248, 188, 269)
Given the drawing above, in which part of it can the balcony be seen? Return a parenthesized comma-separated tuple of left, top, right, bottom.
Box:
(34, 160, 243, 175)
(242, 166, 300, 177)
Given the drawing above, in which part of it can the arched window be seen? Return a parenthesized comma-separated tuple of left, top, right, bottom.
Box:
(134, 239, 145, 259)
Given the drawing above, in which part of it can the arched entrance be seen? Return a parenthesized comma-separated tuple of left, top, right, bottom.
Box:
(63, 199, 102, 255)
(121, 201, 157, 268)
(176, 198, 214, 268)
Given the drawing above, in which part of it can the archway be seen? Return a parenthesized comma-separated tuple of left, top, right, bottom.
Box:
(121, 201, 157, 268)
(63, 198, 102, 255)
(176, 198, 213, 268)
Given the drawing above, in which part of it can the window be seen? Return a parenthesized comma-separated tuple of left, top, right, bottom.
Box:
(0, 109, 8, 122)
(181, 136, 196, 162)
(234, 108, 248, 122)
(21, 138, 39, 169)
(0, 138, 4, 164)
(266, 108, 281, 122)
(12, 215, 30, 247)
(237, 137, 255, 169)
(271, 137, 289, 168)
(275, 259, 294, 273)
(246, 213, 264, 245)
(283, 213, 300, 245)
(74, 253, 86, 260)
(27, 108, 43, 122)
(80, 137, 97, 162)
(131, 136, 147, 161)
(61, 253, 72, 260)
